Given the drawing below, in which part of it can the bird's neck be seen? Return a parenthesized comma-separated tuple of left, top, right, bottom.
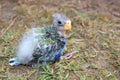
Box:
(58, 30, 66, 38)
(52, 26, 66, 37)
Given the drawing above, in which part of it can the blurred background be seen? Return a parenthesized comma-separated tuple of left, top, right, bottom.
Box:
(0, 0, 120, 80)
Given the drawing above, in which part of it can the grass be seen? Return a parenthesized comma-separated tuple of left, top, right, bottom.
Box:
(0, 0, 120, 80)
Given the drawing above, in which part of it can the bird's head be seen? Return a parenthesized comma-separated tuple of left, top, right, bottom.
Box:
(52, 13, 72, 37)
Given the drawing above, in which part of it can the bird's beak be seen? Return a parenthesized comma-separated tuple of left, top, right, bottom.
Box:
(64, 21, 72, 30)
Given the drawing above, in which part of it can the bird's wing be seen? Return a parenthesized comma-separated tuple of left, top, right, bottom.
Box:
(32, 27, 66, 64)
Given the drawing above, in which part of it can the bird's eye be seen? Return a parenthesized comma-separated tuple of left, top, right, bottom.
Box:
(58, 21, 62, 24)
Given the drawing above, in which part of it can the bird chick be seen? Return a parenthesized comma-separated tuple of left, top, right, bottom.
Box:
(9, 13, 72, 67)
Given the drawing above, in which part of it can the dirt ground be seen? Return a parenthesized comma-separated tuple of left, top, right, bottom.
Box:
(0, 0, 120, 80)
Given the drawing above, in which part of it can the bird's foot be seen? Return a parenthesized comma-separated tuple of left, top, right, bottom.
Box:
(61, 50, 78, 60)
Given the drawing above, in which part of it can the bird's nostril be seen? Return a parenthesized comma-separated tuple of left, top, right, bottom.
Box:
(66, 20, 71, 24)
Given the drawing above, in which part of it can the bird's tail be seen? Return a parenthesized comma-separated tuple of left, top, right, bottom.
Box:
(9, 58, 21, 66)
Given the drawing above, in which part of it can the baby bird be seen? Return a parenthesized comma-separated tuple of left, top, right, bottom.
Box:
(9, 13, 72, 67)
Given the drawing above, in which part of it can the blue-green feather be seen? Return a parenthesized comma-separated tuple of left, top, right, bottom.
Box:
(29, 26, 66, 66)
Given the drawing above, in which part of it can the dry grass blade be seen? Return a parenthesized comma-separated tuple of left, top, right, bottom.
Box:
(0, 16, 17, 39)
